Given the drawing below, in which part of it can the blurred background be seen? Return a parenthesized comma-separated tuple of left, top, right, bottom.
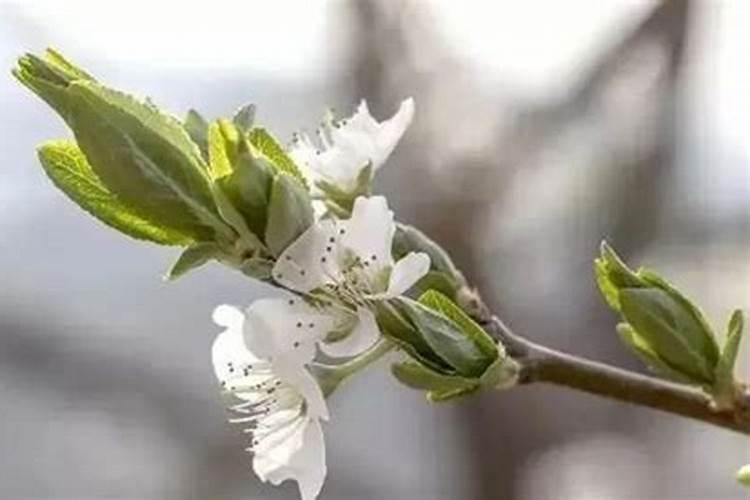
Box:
(1, 0, 750, 499)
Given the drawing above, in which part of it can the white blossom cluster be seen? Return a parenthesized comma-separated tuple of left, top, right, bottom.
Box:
(211, 99, 421, 500)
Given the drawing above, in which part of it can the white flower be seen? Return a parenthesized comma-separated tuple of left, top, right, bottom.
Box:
(272, 196, 430, 357)
(289, 98, 415, 192)
(212, 304, 329, 500)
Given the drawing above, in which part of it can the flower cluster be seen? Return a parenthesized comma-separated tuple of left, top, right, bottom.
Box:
(16, 50, 513, 500)
(211, 102, 427, 500)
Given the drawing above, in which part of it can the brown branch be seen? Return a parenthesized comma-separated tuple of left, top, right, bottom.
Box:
(483, 316, 750, 435)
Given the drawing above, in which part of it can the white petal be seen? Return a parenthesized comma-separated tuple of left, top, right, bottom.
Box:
(212, 304, 245, 331)
(211, 305, 257, 381)
(383, 252, 431, 298)
(289, 98, 414, 191)
(293, 420, 327, 500)
(272, 220, 341, 293)
(244, 298, 334, 364)
(319, 307, 380, 358)
(331, 98, 414, 172)
(272, 358, 329, 420)
(254, 418, 326, 500)
(339, 196, 395, 270)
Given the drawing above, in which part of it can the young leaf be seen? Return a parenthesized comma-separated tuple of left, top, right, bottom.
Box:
(479, 356, 519, 390)
(184, 109, 210, 158)
(37, 140, 192, 246)
(66, 80, 233, 241)
(13, 49, 95, 118)
(264, 174, 314, 256)
(208, 119, 240, 179)
(594, 257, 622, 311)
(713, 309, 744, 407)
(232, 104, 256, 132)
(394, 297, 495, 377)
(391, 361, 478, 402)
(43, 48, 95, 81)
(166, 242, 220, 280)
(410, 270, 461, 300)
(210, 183, 264, 251)
(638, 268, 720, 366)
(374, 301, 454, 374)
(619, 288, 715, 384)
(616, 323, 694, 384)
(249, 128, 306, 185)
(418, 290, 499, 360)
(594, 241, 646, 311)
(217, 149, 274, 239)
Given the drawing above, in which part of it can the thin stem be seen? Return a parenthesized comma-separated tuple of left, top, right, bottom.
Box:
(312, 338, 394, 396)
(482, 316, 750, 435)
(329, 337, 395, 377)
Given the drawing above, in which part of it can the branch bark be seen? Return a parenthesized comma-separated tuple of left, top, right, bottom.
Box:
(483, 316, 750, 435)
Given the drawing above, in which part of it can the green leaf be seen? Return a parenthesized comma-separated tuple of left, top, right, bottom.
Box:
(374, 301, 454, 374)
(217, 148, 274, 239)
(394, 297, 495, 377)
(166, 242, 220, 280)
(620, 288, 715, 384)
(594, 241, 646, 311)
(410, 271, 461, 300)
(13, 49, 96, 118)
(232, 104, 256, 132)
(264, 174, 314, 256)
(43, 48, 95, 81)
(66, 80, 233, 241)
(479, 355, 520, 390)
(210, 183, 264, 251)
(37, 140, 192, 246)
(594, 257, 621, 311)
(393, 224, 466, 292)
(248, 128, 306, 186)
(713, 309, 744, 406)
(418, 290, 499, 360)
(391, 361, 478, 402)
(616, 323, 694, 384)
(638, 269, 720, 366)
(208, 119, 240, 179)
(184, 109, 209, 159)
